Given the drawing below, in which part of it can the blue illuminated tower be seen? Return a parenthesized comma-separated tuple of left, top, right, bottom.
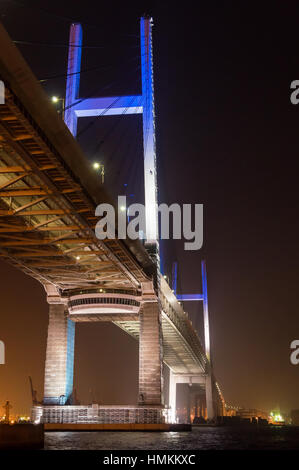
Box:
(175, 260, 211, 361)
(64, 17, 158, 254)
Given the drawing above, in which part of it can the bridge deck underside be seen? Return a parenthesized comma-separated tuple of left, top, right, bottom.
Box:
(0, 90, 148, 291)
(114, 315, 206, 375)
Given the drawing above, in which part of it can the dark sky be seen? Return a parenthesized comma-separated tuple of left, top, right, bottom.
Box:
(0, 0, 298, 415)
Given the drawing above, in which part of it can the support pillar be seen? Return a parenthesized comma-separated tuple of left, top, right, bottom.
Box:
(194, 394, 199, 418)
(43, 304, 75, 405)
(169, 369, 177, 423)
(186, 386, 191, 424)
(138, 299, 163, 406)
(205, 373, 215, 421)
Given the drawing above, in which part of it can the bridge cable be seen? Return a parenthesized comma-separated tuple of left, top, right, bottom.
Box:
(90, 94, 142, 158)
(38, 55, 141, 83)
(9, 0, 139, 38)
(12, 39, 139, 49)
(63, 64, 140, 116)
(74, 69, 141, 138)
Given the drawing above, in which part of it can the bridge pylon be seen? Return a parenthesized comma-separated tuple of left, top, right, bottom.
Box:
(64, 17, 159, 260)
(170, 260, 219, 422)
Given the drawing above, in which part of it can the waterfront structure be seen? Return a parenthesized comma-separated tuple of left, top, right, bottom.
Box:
(237, 408, 269, 422)
(0, 18, 224, 424)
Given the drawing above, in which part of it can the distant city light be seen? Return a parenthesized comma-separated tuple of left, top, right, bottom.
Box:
(270, 411, 284, 423)
(274, 413, 283, 422)
(51, 96, 59, 103)
(93, 162, 100, 170)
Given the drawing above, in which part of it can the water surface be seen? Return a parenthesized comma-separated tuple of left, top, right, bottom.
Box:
(45, 426, 299, 450)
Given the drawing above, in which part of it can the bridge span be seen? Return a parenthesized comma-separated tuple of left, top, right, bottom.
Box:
(0, 19, 224, 424)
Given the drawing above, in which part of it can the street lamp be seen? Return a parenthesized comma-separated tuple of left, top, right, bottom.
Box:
(93, 162, 105, 183)
(51, 96, 65, 119)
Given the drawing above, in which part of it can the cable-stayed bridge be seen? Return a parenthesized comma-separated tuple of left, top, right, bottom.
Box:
(0, 17, 224, 426)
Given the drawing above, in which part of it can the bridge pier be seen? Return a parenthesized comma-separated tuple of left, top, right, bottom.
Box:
(169, 369, 177, 423)
(43, 303, 75, 405)
(138, 298, 164, 406)
(168, 372, 215, 423)
(205, 373, 214, 421)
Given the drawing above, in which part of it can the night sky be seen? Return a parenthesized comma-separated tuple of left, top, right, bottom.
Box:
(0, 0, 298, 415)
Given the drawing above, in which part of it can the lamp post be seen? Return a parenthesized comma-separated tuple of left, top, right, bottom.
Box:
(93, 162, 105, 183)
(51, 96, 65, 119)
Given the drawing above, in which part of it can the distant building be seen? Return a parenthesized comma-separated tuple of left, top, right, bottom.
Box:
(237, 408, 268, 421)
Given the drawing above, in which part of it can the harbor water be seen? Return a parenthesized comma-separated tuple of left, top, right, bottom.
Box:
(44, 425, 299, 450)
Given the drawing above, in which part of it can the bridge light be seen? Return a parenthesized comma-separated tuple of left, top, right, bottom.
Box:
(93, 162, 105, 183)
(51, 96, 65, 118)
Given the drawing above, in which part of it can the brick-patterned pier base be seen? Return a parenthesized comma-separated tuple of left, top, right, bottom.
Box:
(43, 304, 75, 405)
(138, 301, 163, 406)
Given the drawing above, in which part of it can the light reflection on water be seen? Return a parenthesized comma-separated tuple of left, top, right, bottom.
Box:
(44, 426, 299, 450)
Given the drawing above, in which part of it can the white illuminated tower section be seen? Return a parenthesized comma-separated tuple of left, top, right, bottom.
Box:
(140, 18, 159, 248)
(201, 260, 211, 361)
(64, 17, 159, 256)
(64, 23, 82, 136)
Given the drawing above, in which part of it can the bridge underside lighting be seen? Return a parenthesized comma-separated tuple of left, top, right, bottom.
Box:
(68, 294, 141, 318)
(70, 307, 138, 315)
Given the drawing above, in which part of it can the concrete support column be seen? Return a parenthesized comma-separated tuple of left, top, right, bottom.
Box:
(200, 397, 204, 417)
(205, 373, 215, 421)
(169, 369, 177, 423)
(43, 303, 75, 405)
(194, 394, 199, 418)
(186, 387, 191, 424)
(138, 300, 163, 406)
